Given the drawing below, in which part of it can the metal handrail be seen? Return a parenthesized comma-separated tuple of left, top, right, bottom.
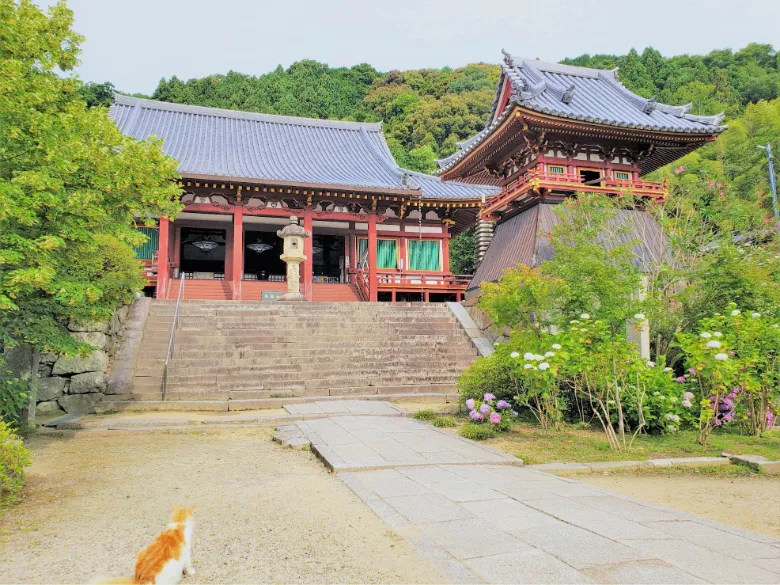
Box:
(162, 276, 185, 401)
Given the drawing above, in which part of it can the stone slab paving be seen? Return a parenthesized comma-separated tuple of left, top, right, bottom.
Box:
(284, 400, 406, 417)
(292, 410, 780, 584)
(295, 415, 520, 471)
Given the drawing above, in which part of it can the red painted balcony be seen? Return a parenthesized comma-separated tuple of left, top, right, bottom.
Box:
(480, 169, 667, 220)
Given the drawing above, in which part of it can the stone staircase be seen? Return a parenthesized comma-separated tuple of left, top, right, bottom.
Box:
(98, 300, 477, 412)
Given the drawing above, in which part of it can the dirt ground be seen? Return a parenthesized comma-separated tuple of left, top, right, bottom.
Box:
(579, 472, 780, 539)
(0, 428, 444, 584)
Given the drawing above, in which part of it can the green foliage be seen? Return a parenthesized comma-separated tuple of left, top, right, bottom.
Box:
(79, 81, 115, 108)
(457, 351, 515, 405)
(432, 416, 456, 428)
(0, 419, 30, 507)
(0, 0, 183, 354)
(412, 409, 437, 421)
(459, 424, 496, 441)
(677, 306, 780, 444)
(0, 358, 30, 425)
(449, 228, 476, 275)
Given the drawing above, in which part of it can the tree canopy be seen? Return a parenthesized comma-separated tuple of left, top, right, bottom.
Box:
(0, 0, 182, 354)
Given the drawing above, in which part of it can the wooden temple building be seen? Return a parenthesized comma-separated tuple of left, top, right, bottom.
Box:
(437, 52, 725, 297)
(111, 95, 498, 302)
(113, 53, 724, 303)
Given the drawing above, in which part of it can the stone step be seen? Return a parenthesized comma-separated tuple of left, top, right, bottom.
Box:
(95, 391, 456, 413)
(134, 360, 474, 376)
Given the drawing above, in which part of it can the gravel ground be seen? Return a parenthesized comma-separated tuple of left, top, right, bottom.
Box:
(579, 473, 780, 539)
(0, 428, 444, 584)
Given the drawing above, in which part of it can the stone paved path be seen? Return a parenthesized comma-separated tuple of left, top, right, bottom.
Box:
(291, 410, 780, 584)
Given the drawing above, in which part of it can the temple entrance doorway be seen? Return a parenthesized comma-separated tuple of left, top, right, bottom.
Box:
(243, 230, 286, 282)
(313, 234, 345, 283)
(180, 227, 226, 279)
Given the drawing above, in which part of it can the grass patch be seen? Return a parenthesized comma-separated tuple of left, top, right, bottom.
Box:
(412, 409, 437, 421)
(459, 424, 496, 441)
(450, 418, 780, 464)
(432, 416, 456, 428)
(598, 464, 760, 478)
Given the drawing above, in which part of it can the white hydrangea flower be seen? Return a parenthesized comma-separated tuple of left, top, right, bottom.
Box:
(700, 332, 712, 339)
(713, 332, 723, 337)
(715, 353, 728, 361)
(544, 351, 555, 358)
(634, 313, 646, 320)
(731, 309, 741, 316)
(539, 362, 550, 371)
(523, 363, 534, 370)
(706, 340, 722, 349)
(646, 361, 655, 367)
(580, 313, 590, 320)
(663, 367, 672, 372)
(667, 425, 678, 433)
(570, 320, 580, 325)
(534, 354, 544, 361)
(551, 343, 562, 350)
(751, 312, 761, 318)
(523, 352, 534, 360)
(510, 352, 520, 358)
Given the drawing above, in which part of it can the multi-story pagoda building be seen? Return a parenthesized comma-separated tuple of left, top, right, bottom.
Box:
(111, 95, 499, 302)
(437, 52, 725, 296)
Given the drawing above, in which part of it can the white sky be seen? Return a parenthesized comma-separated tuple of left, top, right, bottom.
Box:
(39, 0, 780, 95)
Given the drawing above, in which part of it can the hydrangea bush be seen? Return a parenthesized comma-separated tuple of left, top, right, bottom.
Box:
(508, 340, 567, 429)
(464, 393, 516, 432)
(677, 304, 779, 443)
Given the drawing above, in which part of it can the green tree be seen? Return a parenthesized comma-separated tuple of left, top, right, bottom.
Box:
(0, 0, 182, 358)
(78, 80, 115, 108)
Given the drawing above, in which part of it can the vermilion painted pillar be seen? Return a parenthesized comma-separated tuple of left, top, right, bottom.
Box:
(442, 224, 451, 274)
(232, 205, 243, 300)
(303, 207, 313, 300)
(157, 217, 170, 299)
(368, 211, 378, 302)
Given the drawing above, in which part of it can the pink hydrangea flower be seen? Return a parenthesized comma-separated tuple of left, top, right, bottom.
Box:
(489, 412, 501, 425)
(676, 376, 686, 383)
(684, 392, 694, 400)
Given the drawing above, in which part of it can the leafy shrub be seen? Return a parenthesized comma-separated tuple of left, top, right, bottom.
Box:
(412, 409, 437, 421)
(677, 305, 780, 443)
(459, 424, 496, 441)
(0, 420, 31, 507)
(432, 416, 456, 428)
(0, 358, 31, 426)
(458, 352, 515, 405)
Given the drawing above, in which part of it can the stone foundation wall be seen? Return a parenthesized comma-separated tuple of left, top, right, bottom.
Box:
(36, 303, 133, 417)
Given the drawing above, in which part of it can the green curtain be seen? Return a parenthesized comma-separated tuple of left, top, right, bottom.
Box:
(358, 238, 397, 269)
(408, 240, 440, 271)
(376, 239, 397, 269)
(133, 227, 159, 260)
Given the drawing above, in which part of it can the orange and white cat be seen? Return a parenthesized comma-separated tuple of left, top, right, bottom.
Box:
(99, 505, 196, 585)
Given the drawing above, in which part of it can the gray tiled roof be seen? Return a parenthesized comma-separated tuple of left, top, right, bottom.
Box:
(110, 94, 499, 201)
(469, 203, 667, 291)
(438, 52, 726, 173)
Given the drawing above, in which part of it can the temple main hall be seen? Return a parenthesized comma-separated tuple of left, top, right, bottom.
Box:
(114, 52, 724, 302)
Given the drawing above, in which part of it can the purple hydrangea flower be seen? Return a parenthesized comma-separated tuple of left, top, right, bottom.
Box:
(496, 400, 511, 410)
(479, 404, 490, 415)
(489, 412, 501, 425)
(484, 393, 496, 403)
(465, 398, 475, 410)
(470, 410, 484, 421)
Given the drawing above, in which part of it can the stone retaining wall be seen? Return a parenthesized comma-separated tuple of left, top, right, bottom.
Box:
(35, 302, 136, 417)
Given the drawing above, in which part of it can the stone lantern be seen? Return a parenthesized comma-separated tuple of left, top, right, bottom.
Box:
(277, 216, 311, 301)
